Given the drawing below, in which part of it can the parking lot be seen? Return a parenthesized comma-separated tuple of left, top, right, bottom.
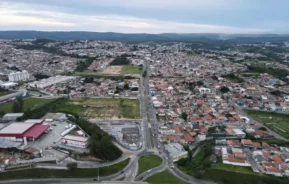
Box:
(28, 120, 71, 158)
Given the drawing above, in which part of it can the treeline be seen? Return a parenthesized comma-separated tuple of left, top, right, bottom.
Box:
(221, 73, 244, 83)
(17, 98, 66, 121)
(247, 65, 289, 82)
(69, 116, 122, 161)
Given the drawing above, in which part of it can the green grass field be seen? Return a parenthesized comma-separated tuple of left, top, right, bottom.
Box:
(245, 109, 289, 139)
(0, 97, 55, 113)
(122, 66, 143, 75)
(54, 98, 140, 119)
(0, 158, 129, 180)
(137, 155, 162, 176)
(145, 170, 187, 184)
(211, 164, 254, 174)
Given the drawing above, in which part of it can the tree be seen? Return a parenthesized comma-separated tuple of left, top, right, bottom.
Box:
(124, 83, 130, 90)
(12, 98, 24, 113)
(196, 80, 204, 86)
(181, 112, 188, 122)
(220, 86, 230, 93)
(259, 127, 267, 131)
(142, 70, 147, 77)
(66, 162, 78, 171)
(194, 171, 201, 179)
(202, 158, 211, 168)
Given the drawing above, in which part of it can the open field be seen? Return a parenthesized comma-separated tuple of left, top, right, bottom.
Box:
(0, 158, 129, 180)
(145, 170, 187, 184)
(122, 66, 143, 75)
(101, 66, 123, 75)
(0, 97, 55, 113)
(245, 109, 289, 139)
(137, 155, 162, 176)
(55, 98, 140, 120)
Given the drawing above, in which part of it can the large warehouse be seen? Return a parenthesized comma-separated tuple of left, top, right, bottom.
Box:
(0, 120, 50, 141)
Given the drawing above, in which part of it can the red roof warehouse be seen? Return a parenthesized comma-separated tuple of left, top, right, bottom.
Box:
(0, 120, 49, 140)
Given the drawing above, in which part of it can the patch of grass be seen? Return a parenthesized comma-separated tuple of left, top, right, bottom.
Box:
(122, 66, 143, 75)
(137, 155, 162, 176)
(188, 51, 197, 56)
(145, 170, 187, 184)
(211, 164, 254, 174)
(0, 97, 55, 113)
(0, 89, 9, 96)
(0, 158, 129, 180)
(54, 98, 140, 119)
(245, 109, 289, 139)
(202, 168, 289, 184)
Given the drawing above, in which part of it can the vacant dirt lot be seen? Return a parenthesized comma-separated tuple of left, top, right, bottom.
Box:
(101, 66, 123, 75)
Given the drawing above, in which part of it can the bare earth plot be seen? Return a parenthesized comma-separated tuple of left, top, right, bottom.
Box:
(55, 98, 140, 120)
(101, 66, 123, 75)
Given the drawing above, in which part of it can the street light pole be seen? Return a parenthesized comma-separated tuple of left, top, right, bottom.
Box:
(98, 167, 99, 181)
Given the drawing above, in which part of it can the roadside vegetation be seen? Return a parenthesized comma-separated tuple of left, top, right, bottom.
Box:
(245, 109, 289, 139)
(0, 158, 129, 180)
(0, 88, 9, 96)
(145, 170, 187, 184)
(137, 155, 162, 176)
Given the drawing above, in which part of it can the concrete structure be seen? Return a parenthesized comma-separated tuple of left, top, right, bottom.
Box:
(164, 143, 188, 162)
(61, 135, 88, 148)
(0, 82, 18, 89)
(2, 113, 24, 121)
(0, 90, 27, 103)
(8, 70, 30, 82)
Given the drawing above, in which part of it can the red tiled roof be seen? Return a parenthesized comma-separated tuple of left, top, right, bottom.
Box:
(184, 134, 194, 142)
(242, 139, 253, 145)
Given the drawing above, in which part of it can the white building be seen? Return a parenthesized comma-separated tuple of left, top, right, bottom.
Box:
(8, 71, 30, 82)
(61, 135, 88, 148)
(232, 129, 246, 138)
(2, 113, 24, 121)
(28, 75, 77, 89)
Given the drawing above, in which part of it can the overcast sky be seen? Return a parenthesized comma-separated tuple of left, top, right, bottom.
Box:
(0, 0, 288, 34)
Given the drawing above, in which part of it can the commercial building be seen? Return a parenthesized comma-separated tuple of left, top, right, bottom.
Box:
(2, 113, 24, 121)
(164, 143, 188, 162)
(0, 120, 50, 141)
(61, 135, 88, 148)
(28, 75, 77, 89)
(0, 90, 27, 103)
(8, 71, 30, 82)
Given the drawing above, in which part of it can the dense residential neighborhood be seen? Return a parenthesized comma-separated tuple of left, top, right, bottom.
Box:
(0, 37, 289, 184)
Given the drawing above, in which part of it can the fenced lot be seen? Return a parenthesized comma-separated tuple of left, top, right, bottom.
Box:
(55, 98, 140, 120)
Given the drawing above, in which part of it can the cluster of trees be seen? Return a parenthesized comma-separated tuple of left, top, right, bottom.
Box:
(7, 66, 21, 71)
(83, 77, 94, 83)
(34, 73, 50, 80)
(69, 116, 122, 161)
(177, 141, 213, 178)
(110, 55, 130, 65)
(221, 73, 244, 83)
(75, 57, 95, 72)
(247, 65, 289, 82)
(220, 86, 230, 93)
